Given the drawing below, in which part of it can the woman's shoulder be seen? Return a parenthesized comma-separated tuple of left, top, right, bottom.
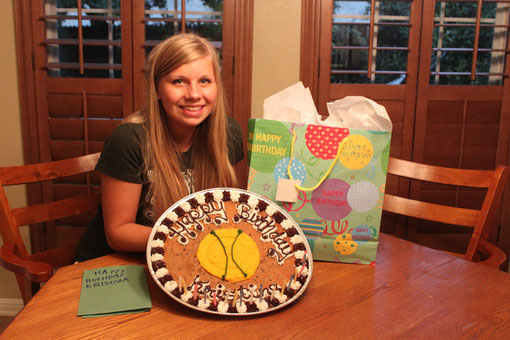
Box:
(226, 115, 242, 136)
(226, 116, 244, 164)
(111, 122, 146, 139)
(104, 123, 145, 149)
(97, 122, 146, 183)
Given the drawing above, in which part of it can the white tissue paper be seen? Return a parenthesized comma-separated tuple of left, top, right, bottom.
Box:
(263, 82, 320, 125)
(262, 82, 392, 132)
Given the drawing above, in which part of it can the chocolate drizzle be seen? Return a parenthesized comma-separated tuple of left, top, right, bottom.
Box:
(151, 247, 164, 255)
(283, 286, 296, 298)
(239, 193, 249, 203)
(245, 302, 258, 313)
(154, 231, 166, 241)
(257, 200, 268, 212)
(174, 207, 186, 217)
(187, 198, 199, 209)
(158, 274, 172, 285)
(293, 242, 306, 251)
(267, 297, 280, 307)
(222, 190, 231, 202)
(188, 298, 200, 307)
(295, 258, 305, 267)
(152, 260, 166, 271)
(285, 228, 299, 237)
(205, 192, 214, 203)
(272, 211, 286, 224)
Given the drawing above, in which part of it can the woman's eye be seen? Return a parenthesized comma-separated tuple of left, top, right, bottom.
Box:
(200, 78, 212, 84)
(172, 79, 183, 84)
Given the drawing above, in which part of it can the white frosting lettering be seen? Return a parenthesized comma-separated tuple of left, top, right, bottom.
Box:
(166, 201, 228, 245)
(235, 203, 293, 264)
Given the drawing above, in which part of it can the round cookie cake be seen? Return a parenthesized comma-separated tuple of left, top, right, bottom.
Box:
(146, 188, 313, 315)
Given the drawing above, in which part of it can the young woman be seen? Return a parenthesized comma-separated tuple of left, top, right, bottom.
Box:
(75, 33, 244, 262)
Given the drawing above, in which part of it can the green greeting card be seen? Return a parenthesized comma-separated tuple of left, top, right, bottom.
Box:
(77, 265, 152, 318)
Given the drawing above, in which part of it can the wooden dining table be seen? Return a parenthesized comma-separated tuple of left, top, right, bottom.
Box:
(3, 233, 510, 339)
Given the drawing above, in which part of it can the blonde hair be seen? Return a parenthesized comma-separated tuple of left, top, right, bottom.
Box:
(125, 33, 238, 218)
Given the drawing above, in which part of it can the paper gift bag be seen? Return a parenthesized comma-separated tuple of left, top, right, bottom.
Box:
(247, 84, 391, 264)
(247, 119, 391, 264)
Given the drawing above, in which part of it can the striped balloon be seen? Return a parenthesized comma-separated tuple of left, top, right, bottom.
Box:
(299, 218, 324, 240)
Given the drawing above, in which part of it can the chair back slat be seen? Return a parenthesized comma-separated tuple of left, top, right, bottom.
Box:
(383, 194, 478, 227)
(0, 153, 100, 185)
(465, 166, 509, 260)
(387, 157, 493, 187)
(12, 192, 101, 227)
(384, 157, 509, 268)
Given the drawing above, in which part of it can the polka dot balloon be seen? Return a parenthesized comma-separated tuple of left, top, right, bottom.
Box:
(274, 157, 306, 185)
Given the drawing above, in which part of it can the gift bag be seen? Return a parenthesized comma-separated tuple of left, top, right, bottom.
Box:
(246, 83, 391, 264)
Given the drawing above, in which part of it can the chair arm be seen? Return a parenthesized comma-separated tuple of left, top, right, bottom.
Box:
(0, 243, 53, 282)
(477, 240, 506, 270)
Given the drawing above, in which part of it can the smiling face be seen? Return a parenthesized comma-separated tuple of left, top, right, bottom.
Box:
(156, 56, 218, 144)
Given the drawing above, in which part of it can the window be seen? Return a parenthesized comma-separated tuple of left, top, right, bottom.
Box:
(327, 0, 510, 86)
(431, 1, 510, 85)
(144, 1, 224, 50)
(331, 0, 412, 84)
(44, 0, 122, 78)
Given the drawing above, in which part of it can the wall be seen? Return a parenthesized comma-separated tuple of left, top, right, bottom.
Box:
(251, 0, 302, 117)
(0, 0, 27, 308)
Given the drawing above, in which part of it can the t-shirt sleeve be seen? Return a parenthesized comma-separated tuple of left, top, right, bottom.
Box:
(96, 123, 145, 184)
(227, 116, 245, 165)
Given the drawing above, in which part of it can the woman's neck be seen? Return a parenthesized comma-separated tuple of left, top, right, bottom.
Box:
(169, 125, 195, 152)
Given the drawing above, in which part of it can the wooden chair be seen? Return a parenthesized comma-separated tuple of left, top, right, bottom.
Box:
(0, 153, 101, 304)
(383, 157, 509, 270)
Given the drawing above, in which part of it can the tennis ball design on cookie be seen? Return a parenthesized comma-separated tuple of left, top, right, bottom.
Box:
(305, 125, 349, 160)
(334, 234, 358, 255)
(197, 228, 260, 282)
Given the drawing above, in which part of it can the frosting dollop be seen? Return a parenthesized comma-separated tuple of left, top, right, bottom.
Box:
(217, 301, 229, 313)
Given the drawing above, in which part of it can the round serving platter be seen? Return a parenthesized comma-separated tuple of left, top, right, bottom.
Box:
(146, 187, 313, 316)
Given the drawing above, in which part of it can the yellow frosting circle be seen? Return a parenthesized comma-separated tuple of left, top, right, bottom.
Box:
(197, 228, 260, 282)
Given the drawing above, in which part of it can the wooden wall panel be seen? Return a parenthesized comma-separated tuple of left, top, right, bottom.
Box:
(48, 94, 123, 118)
(56, 225, 87, 247)
(50, 141, 103, 160)
(49, 118, 121, 141)
(414, 90, 507, 253)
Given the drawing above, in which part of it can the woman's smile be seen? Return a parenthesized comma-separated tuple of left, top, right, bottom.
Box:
(180, 105, 205, 116)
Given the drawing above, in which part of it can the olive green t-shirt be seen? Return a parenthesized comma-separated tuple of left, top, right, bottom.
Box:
(75, 117, 244, 262)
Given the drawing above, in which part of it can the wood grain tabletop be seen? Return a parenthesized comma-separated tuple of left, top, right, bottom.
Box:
(3, 233, 510, 339)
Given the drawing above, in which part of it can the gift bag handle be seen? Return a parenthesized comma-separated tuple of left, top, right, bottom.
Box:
(287, 131, 350, 192)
